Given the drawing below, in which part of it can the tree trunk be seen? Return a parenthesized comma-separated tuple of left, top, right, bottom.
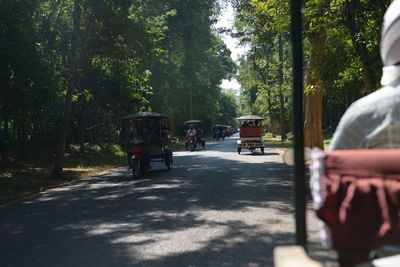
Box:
(304, 33, 326, 149)
(278, 34, 287, 141)
(343, 0, 378, 93)
(3, 106, 9, 144)
(78, 105, 86, 153)
(304, 89, 324, 148)
(303, 0, 332, 149)
(51, 0, 81, 177)
(12, 119, 16, 144)
(267, 93, 276, 138)
(19, 110, 30, 155)
(252, 53, 276, 138)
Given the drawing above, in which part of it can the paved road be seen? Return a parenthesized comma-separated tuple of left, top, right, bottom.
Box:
(0, 135, 335, 266)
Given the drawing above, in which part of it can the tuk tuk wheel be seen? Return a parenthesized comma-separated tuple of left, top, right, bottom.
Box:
(132, 158, 141, 178)
(237, 147, 241, 154)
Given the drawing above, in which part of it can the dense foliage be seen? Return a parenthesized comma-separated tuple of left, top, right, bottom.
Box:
(1, 0, 394, 175)
(0, 0, 236, 174)
(233, 0, 391, 146)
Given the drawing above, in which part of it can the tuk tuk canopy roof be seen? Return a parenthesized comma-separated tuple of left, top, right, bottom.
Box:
(122, 112, 169, 120)
(238, 115, 264, 121)
(184, 120, 202, 125)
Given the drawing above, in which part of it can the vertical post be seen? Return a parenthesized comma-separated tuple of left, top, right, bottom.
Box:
(290, 0, 307, 248)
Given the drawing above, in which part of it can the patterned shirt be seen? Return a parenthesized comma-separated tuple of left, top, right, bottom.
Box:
(329, 65, 400, 150)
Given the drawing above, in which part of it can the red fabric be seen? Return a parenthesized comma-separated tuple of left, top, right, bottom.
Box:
(316, 149, 400, 264)
(239, 126, 262, 137)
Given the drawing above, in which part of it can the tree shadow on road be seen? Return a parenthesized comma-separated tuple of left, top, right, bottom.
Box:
(0, 151, 336, 266)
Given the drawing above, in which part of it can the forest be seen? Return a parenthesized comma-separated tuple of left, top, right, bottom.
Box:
(235, 0, 391, 148)
(0, 0, 393, 176)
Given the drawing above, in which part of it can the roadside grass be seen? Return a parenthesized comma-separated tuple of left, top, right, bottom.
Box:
(0, 135, 330, 206)
(263, 133, 294, 149)
(169, 138, 186, 151)
(263, 133, 331, 151)
(0, 139, 188, 206)
(0, 143, 126, 206)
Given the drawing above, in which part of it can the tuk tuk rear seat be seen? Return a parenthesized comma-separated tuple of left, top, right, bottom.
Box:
(240, 127, 262, 138)
(275, 149, 400, 266)
(309, 148, 400, 265)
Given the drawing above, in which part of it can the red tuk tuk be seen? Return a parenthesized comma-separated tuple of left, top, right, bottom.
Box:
(122, 112, 172, 178)
(237, 115, 265, 154)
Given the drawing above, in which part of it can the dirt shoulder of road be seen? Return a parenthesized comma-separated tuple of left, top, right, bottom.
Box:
(0, 143, 127, 206)
(1, 141, 187, 207)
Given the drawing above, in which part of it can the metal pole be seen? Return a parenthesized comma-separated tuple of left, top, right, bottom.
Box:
(290, 0, 307, 249)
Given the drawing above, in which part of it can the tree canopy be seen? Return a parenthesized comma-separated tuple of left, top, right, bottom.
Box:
(233, 0, 391, 147)
(0, 0, 394, 174)
(0, 0, 238, 175)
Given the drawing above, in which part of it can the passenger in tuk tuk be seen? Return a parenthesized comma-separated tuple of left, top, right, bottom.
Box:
(195, 126, 203, 143)
(318, 0, 400, 261)
(329, 0, 400, 151)
(128, 127, 140, 169)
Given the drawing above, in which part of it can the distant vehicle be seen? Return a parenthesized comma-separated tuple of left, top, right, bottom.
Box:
(122, 112, 173, 177)
(213, 124, 227, 141)
(184, 120, 206, 151)
(237, 115, 265, 154)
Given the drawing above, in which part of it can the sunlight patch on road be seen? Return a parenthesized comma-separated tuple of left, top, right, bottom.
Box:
(113, 225, 229, 260)
(137, 195, 165, 201)
(94, 194, 126, 200)
(88, 181, 131, 189)
(38, 196, 60, 202)
(85, 223, 141, 235)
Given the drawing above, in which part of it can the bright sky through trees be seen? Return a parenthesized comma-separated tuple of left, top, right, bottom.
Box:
(215, 2, 248, 96)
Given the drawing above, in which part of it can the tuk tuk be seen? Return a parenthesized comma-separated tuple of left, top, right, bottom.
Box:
(183, 120, 206, 151)
(237, 115, 265, 154)
(226, 126, 234, 137)
(122, 112, 172, 177)
(212, 124, 227, 141)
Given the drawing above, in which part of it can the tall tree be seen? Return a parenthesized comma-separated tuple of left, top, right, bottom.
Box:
(234, 0, 290, 141)
(52, 0, 81, 177)
(303, 0, 332, 149)
(149, 0, 236, 134)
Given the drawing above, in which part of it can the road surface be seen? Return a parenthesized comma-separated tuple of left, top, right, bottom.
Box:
(0, 135, 335, 266)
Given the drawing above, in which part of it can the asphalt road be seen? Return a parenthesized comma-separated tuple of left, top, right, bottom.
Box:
(0, 135, 336, 266)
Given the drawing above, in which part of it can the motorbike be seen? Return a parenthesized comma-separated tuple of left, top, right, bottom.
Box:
(186, 132, 197, 151)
